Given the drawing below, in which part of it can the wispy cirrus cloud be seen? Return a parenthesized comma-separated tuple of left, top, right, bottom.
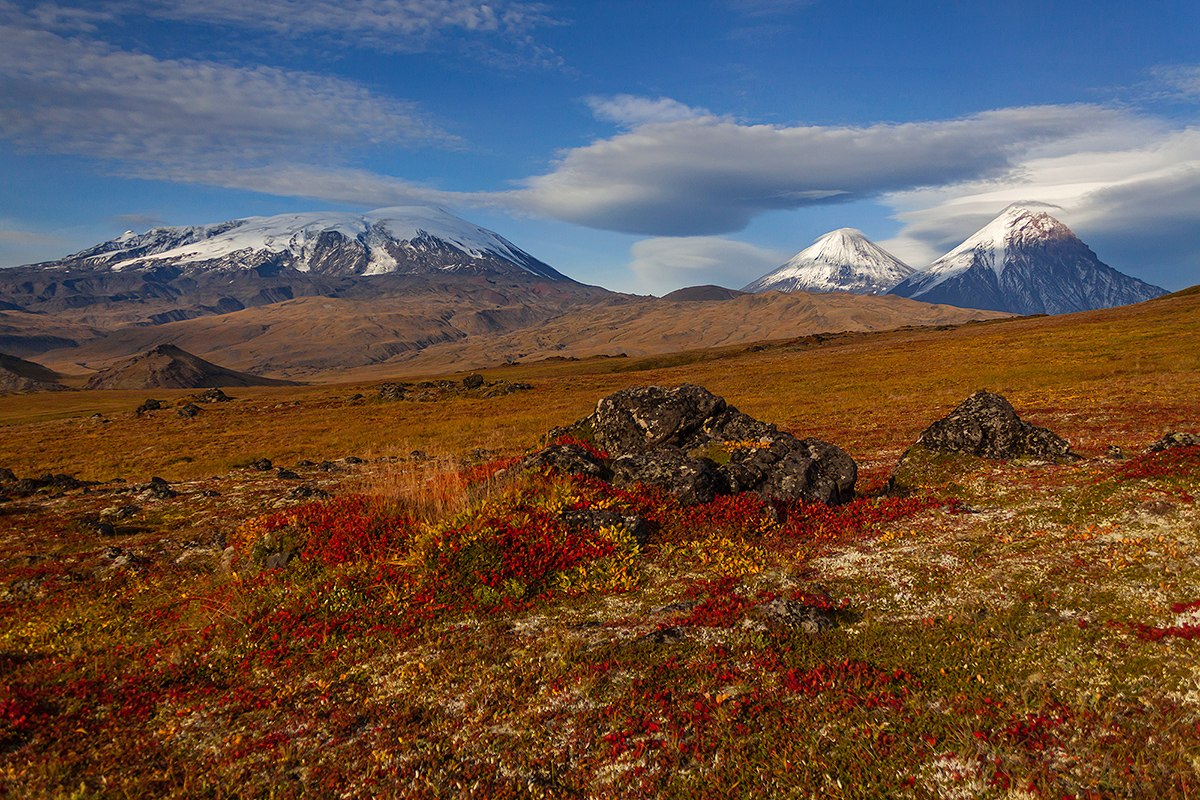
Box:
(14, 0, 567, 65)
(0, 18, 456, 177)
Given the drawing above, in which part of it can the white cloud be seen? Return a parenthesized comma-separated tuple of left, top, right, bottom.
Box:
(505, 103, 1143, 236)
(878, 127, 1200, 288)
(586, 95, 711, 127)
(627, 236, 785, 294)
(0, 21, 455, 174)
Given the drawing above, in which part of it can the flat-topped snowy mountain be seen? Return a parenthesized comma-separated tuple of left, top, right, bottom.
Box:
(889, 205, 1165, 314)
(31, 206, 569, 281)
(743, 228, 914, 295)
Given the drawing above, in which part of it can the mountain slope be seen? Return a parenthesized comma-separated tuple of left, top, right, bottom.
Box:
(32, 207, 570, 281)
(83, 344, 298, 389)
(0, 352, 67, 393)
(743, 228, 914, 295)
(889, 205, 1166, 314)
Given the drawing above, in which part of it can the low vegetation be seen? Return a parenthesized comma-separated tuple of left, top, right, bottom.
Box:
(1, 291, 1198, 797)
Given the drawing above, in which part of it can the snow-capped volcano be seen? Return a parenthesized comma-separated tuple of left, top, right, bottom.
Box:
(41, 206, 569, 281)
(742, 228, 914, 295)
(888, 205, 1165, 314)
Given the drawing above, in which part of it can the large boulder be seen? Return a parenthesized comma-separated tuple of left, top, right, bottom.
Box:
(533, 384, 856, 505)
(889, 390, 1076, 494)
(912, 390, 1076, 461)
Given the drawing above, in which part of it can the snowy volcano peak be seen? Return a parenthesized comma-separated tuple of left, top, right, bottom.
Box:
(42, 206, 570, 282)
(938, 203, 1073, 279)
(888, 204, 1165, 314)
(742, 227, 913, 295)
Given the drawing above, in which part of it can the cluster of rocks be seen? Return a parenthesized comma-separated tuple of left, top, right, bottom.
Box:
(377, 375, 532, 403)
(136, 389, 233, 418)
(523, 384, 857, 506)
(520, 383, 1200, 507)
(0, 469, 92, 499)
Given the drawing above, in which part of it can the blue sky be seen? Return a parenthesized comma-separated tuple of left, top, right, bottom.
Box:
(1, 0, 1198, 294)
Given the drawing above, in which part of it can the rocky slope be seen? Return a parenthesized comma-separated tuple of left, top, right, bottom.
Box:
(889, 205, 1165, 314)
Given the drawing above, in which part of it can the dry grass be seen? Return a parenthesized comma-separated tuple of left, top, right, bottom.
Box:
(2, 293, 1196, 484)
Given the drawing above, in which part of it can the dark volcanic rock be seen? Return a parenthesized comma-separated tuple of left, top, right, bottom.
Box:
(463, 373, 485, 389)
(1148, 432, 1200, 452)
(144, 476, 176, 499)
(591, 384, 727, 454)
(612, 447, 726, 505)
(751, 598, 838, 634)
(520, 444, 611, 479)
(888, 390, 1077, 494)
(136, 398, 164, 415)
(176, 403, 201, 419)
(379, 383, 408, 401)
(191, 388, 232, 403)
(249, 458, 273, 471)
(539, 385, 856, 505)
(911, 390, 1075, 461)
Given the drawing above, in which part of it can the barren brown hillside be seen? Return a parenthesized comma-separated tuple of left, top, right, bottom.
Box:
(34, 289, 1008, 381)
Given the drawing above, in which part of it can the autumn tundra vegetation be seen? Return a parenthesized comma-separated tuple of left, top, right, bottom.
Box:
(1, 288, 1199, 797)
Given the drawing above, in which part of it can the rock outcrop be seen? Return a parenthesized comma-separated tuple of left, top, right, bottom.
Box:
(528, 384, 856, 505)
(909, 390, 1076, 461)
(889, 390, 1076, 493)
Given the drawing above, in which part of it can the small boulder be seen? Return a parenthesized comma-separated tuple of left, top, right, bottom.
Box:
(249, 458, 273, 471)
(191, 388, 232, 403)
(0, 467, 14, 484)
(750, 598, 838, 634)
(463, 373, 485, 390)
(276, 468, 301, 480)
(176, 403, 201, 419)
(145, 476, 176, 499)
(888, 390, 1077, 494)
(135, 398, 164, 415)
(379, 383, 407, 401)
(1148, 432, 1200, 452)
(520, 444, 611, 479)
